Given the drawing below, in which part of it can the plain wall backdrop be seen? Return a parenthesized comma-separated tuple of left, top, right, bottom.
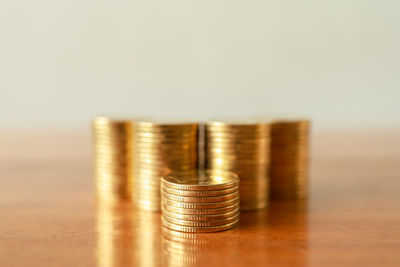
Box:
(1, 0, 400, 131)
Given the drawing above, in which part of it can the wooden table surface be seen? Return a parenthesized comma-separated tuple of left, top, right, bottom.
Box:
(1, 132, 400, 267)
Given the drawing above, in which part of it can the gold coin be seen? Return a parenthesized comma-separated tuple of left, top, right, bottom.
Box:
(161, 191, 239, 203)
(162, 186, 238, 197)
(161, 217, 238, 233)
(240, 201, 268, 210)
(162, 203, 239, 215)
(269, 119, 310, 201)
(163, 214, 240, 227)
(135, 142, 194, 149)
(133, 199, 161, 211)
(161, 170, 238, 191)
(162, 197, 239, 209)
(135, 121, 198, 128)
(206, 121, 268, 128)
(162, 207, 239, 221)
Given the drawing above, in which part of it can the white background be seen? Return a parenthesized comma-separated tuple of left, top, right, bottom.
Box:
(1, 0, 399, 131)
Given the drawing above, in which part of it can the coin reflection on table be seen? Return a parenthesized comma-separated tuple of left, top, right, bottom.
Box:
(162, 228, 211, 267)
(133, 209, 162, 267)
(96, 200, 162, 267)
(96, 200, 135, 267)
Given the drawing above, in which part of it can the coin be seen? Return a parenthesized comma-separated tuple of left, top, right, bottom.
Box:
(161, 217, 238, 233)
(161, 207, 240, 221)
(163, 214, 240, 227)
(162, 197, 239, 209)
(269, 119, 310, 200)
(162, 186, 238, 197)
(131, 122, 199, 211)
(205, 121, 270, 210)
(162, 203, 239, 215)
(161, 191, 239, 203)
(93, 117, 133, 201)
(161, 170, 238, 191)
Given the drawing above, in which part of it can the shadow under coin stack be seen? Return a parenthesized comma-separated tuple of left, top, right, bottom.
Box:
(205, 122, 270, 210)
(269, 120, 310, 200)
(161, 171, 240, 233)
(93, 117, 133, 201)
(132, 122, 199, 211)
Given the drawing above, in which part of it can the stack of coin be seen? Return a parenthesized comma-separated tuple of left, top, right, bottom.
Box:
(205, 121, 270, 210)
(269, 120, 310, 200)
(93, 117, 133, 201)
(161, 170, 240, 233)
(132, 121, 199, 211)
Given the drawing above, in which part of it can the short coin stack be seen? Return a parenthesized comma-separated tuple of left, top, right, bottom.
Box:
(93, 117, 133, 201)
(161, 171, 240, 233)
(132, 121, 199, 211)
(205, 121, 270, 210)
(269, 120, 310, 200)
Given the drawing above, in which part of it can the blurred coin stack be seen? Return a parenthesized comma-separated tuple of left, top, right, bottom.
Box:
(205, 122, 270, 210)
(93, 117, 133, 201)
(132, 122, 199, 211)
(269, 120, 310, 200)
(161, 171, 240, 233)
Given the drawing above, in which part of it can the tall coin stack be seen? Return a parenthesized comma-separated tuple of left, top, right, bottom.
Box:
(161, 171, 240, 233)
(205, 122, 270, 210)
(269, 120, 310, 200)
(132, 121, 199, 211)
(93, 117, 133, 201)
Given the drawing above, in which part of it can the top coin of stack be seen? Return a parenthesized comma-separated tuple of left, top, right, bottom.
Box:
(93, 117, 133, 201)
(161, 170, 240, 233)
(205, 121, 270, 210)
(269, 119, 310, 200)
(132, 121, 199, 211)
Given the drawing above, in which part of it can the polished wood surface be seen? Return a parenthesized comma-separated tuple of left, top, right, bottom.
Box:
(1, 132, 400, 267)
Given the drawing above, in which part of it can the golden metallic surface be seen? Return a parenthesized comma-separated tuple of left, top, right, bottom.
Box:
(131, 122, 199, 211)
(161, 191, 239, 203)
(96, 200, 163, 267)
(205, 121, 270, 210)
(161, 227, 214, 266)
(93, 116, 133, 201)
(161, 170, 240, 233)
(161, 218, 239, 233)
(8, 133, 400, 266)
(161, 208, 240, 221)
(162, 186, 238, 197)
(162, 203, 240, 215)
(162, 197, 240, 209)
(163, 214, 240, 227)
(161, 170, 239, 191)
(269, 120, 310, 200)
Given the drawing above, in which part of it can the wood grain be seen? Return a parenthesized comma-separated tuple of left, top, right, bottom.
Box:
(1, 132, 400, 267)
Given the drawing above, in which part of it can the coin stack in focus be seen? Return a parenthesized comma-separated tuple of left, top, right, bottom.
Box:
(269, 120, 310, 200)
(132, 121, 199, 211)
(161, 170, 240, 233)
(205, 122, 270, 210)
(93, 117, 133, 201)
